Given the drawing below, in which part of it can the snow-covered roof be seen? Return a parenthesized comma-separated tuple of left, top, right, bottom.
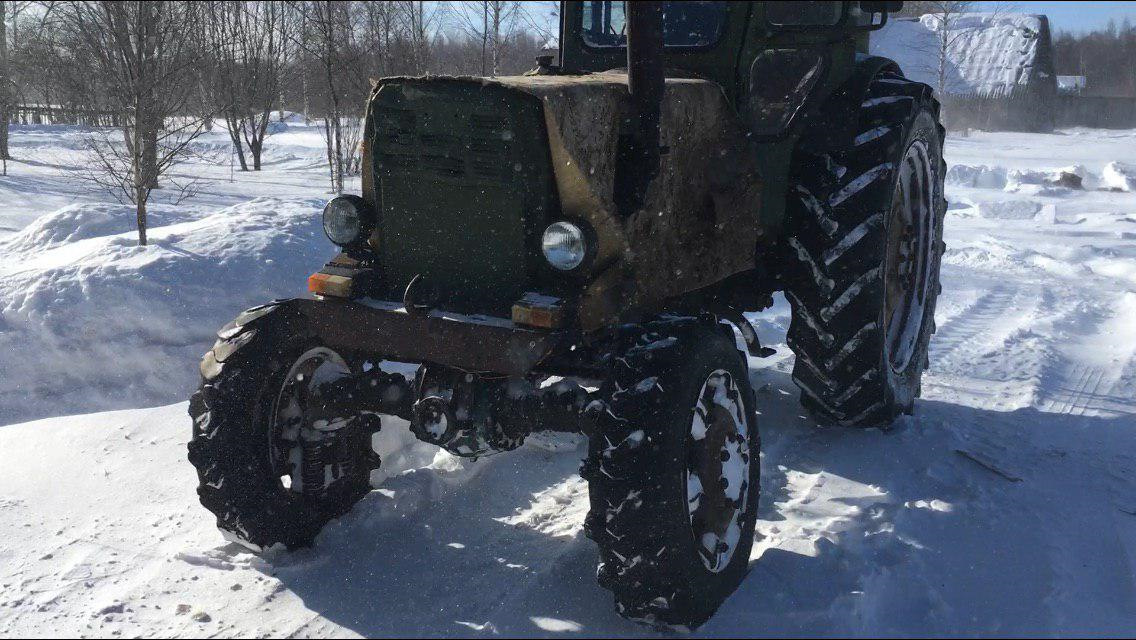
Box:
(870, 13, 1054, 97)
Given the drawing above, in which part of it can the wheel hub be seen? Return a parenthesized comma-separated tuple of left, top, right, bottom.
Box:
(884, 139, 937, 375)
(270, 347, 357, 495)
(685, 369, 751, 573)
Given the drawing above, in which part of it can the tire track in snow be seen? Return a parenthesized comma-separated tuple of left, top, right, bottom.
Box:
(1041, 362, 1110, 416)
(1038, 293, 1136, 418)
(928, 286, 1029, 370)
(925, 284, 1053, 408)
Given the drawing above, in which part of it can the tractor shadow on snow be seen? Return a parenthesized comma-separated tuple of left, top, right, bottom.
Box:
(251, 362, 1136, 637)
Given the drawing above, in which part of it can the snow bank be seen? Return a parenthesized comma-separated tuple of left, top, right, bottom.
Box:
(2, 203, 191, 253)
(1004, 168, 1089, 196)
(948, 163, 1097, 193)
(871, 13, 1047, 96)
(1102, 161, 1136, 192)
(976, 199, 1041, 220)
(946, 164, 1008, 189)
(1053, 164, 1098, 190)
(0, 198, 329, 425)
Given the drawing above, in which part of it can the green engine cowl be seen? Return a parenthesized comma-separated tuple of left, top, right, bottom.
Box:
(358, 72, 764, 331)
(366, 78, 561, 317)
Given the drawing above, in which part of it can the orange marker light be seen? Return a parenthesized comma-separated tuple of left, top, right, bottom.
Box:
(308, 272, 354, 298)
(512, 293, 566, 329)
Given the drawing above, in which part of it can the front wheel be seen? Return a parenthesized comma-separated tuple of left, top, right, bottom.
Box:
(583, 317, 760, 627)
(187, 302, 375, 551)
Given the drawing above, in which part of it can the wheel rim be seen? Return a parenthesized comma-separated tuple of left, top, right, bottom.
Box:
(269, 346, 353, 494)
(685, 369, 751, 573)
(884, 139, 936, 375)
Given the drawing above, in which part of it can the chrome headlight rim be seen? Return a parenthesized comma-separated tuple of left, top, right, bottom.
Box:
(541, 220, 591, 272)
(322, 195, 374, 248)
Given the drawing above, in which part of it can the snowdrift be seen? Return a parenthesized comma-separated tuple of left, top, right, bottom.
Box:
(0, 198, 328, 425)
(1103, 161, 1136, 192)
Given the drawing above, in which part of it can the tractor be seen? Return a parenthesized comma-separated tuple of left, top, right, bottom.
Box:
(188, 0, 944, 627)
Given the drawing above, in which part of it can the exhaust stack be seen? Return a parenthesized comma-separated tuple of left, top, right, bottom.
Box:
(616, 1, 665, 215)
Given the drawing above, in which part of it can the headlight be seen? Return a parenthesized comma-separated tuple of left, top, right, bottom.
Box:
(541, 221, 587, 271)
(322, 195, 372, 247)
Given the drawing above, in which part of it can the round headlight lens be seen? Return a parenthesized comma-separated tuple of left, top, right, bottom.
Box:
(541, 221, 587, 271)
(322, 196, 369, 247)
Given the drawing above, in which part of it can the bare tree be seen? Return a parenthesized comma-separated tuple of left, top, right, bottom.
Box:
(204, 2, 251, 170)
(205, 1, 292, 171)
(54, 1, 209, 245)
(359, 1, 402, 78)
(400, 1, 444, 75)
(292, 1, 366, 194)
(453, 1, 523, 77)
(0, 1, 38, 167)
(0, 1, 10, 168)
(516, 1, 558, 47)
(452, 1, 488, 75)
(923, 1, 976, 95)
(241, 1, 291, 170)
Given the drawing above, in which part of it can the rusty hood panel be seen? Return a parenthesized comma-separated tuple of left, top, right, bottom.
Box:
(365, 72, 763, 329)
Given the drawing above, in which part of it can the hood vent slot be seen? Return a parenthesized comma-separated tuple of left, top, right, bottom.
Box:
(376, 108, 513, 185)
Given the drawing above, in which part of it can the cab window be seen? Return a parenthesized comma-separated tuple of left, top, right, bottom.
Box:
(580, 1, 727, 49)
(766, 1, 844, 27)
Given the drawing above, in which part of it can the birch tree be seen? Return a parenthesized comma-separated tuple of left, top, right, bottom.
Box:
(454, 1, 522, 77)
(0, 1, 37, 167)
(205, 1, 292, 171)
(293, 1, 363, 194)
(55, 1, 209, 246)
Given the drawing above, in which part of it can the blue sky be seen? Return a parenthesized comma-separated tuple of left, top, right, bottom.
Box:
(977, 1, 1136, 33)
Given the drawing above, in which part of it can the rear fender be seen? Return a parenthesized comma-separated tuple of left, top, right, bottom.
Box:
(795, 55, 902, 154)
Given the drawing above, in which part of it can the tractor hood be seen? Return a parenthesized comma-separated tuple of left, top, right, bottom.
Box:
(362, 72, 762, 329)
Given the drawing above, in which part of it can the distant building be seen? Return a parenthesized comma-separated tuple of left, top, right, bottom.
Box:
(871, 13, 1058, 131)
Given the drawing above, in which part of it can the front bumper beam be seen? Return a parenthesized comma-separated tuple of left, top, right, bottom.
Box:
(291, 297, 564, 377)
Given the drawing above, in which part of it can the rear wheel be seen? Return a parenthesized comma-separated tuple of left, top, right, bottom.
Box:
(582, 318, 760, 627)
(782, 71, 947, 426)
(187, 303, 375, 550)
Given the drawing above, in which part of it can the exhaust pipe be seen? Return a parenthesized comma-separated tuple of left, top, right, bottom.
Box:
(616, 1, 665, 215)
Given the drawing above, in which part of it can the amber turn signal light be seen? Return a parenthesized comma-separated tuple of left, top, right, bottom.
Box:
(512, 293, 566, 329)
(308, 272, 354, 298)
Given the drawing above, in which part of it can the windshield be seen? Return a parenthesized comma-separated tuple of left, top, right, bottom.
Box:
(580, 1, 727, 48)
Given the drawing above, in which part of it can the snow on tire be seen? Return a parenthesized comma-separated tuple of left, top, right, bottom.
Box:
(783, 71, 947, 427)
(582, 317, 760, 628)
(187, 302, 373, 551)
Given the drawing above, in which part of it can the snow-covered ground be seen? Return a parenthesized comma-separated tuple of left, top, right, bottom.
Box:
(1, 123, 1135, 636)
(0, 120, 359, 425)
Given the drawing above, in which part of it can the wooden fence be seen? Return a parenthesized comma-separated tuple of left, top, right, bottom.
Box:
(9, 104, 121, 127)
(940, 91, 1055, 133)
(940, 93, 1136, 132)
(1054, 96, 1136, 129)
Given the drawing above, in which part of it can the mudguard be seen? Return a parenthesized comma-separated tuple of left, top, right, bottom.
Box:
(795, 54, 903, 154)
